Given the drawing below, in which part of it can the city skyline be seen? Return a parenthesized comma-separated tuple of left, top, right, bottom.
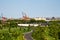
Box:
(0, 0, 60, 18)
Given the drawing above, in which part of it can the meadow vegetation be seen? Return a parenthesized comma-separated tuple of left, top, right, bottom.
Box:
(0, 19, 60, 40)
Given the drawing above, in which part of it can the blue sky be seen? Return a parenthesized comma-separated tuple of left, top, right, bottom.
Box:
(0, 0, 60, 18)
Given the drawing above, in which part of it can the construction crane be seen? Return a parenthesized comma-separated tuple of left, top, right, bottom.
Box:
(1, 13, 7, 24)
(22, 12, 30, 20)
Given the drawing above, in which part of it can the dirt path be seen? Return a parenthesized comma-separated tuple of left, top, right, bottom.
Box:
(24, 30, 33, 40)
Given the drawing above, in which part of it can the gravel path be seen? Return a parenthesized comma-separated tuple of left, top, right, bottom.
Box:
(24, 30, 33, 40)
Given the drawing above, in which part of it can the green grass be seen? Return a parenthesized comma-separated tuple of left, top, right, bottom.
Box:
(0, 27, 31, 40)
(0, 27, 22, 40)
(44, 27, 55, 40)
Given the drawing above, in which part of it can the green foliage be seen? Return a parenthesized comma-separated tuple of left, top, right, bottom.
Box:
(0, 27, 24, 40)
(32, 21, 60, 40)
(1, 19, 60, 40)
(0, 20, 32, 40)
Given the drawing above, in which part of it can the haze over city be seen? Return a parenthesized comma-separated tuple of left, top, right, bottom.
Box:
(0, 0, 60, 18)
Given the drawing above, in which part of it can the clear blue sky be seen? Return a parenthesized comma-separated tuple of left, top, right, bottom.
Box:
(0, 0, 60, 18)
